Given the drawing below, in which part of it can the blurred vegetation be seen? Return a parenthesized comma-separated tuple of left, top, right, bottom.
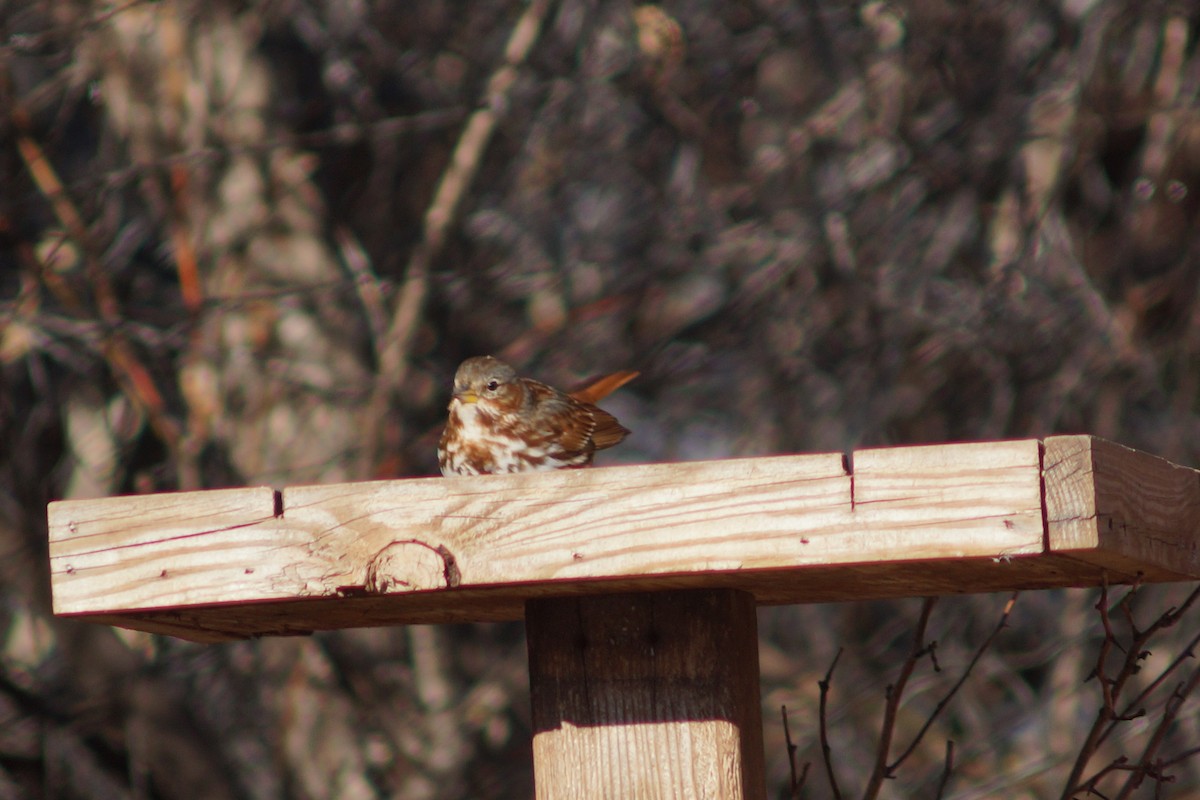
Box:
(2, 0, 1200, 797)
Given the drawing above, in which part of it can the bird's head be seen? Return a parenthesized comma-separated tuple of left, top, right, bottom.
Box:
(450, 356, 524, 412)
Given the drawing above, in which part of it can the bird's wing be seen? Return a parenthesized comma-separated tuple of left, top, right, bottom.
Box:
(524, 379, 630, 456)
(586, 406, 631, 450)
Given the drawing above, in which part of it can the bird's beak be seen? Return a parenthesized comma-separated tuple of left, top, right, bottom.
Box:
(454, 390, 479, 405)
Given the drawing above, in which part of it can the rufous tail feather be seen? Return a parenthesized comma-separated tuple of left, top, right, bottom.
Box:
(569, 370, 639, 404)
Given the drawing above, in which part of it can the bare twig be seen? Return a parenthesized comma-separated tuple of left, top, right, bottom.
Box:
(819, 647, 844, 800)
(1062, 580, 1122, 799)
(795, 762, 811, 798)
(1102, 621, 1200, 747)
(1064, 582, 1200, 799)
(1115, 664, 1200, 800)
(782, 705, 798, 795)
(1161, 744, 1200, 770)
(11, 103, 182, 458)
(0, 0, 149, 55)
(863, 597, 937, 800)
(14, 109, 464, 204)
(780, 705, 809, 798)
(167, 164, 202, 315)
(335, 225, 389, 355)
(360, 0, 556, 478)
(497, 294, 635, 365)
(890, 592, 1019, 772)
(1136, 16, 1189, 184)
(1137, 583, 1200, 633)
(933, 740, 955, 800)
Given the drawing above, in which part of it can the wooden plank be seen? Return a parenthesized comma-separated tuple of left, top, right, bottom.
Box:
(45, 439, 1200, 641)
(47, 487, 283, 615)
(853, 439, 1044, 559)
(1044, 435, 1200, 580)
(526, 590, 765, 799)
(58, 555, 1102, 642)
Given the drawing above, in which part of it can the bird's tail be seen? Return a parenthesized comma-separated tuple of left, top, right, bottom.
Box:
(569, 370, 639, 404)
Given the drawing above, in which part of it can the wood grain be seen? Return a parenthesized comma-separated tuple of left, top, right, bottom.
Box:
(1044, 435, 1200, 580)
(526, 590, 765, 799)
(45, 437, 1200, 641)
(47, 487, 283, 615)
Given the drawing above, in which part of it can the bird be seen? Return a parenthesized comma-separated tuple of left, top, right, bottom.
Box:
(438, 356, 638, 476)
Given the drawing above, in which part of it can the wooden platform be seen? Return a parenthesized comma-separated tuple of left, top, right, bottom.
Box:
(47, 435, 1200, 642)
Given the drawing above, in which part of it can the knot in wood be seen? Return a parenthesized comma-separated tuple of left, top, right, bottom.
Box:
(364, 540, 461, 594)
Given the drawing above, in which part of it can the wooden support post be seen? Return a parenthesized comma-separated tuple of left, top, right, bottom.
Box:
(526, 589, 765, 799)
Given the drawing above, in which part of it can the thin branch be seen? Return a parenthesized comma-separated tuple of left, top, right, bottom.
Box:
(8, 109, 465, 205)
(1076, 756, 1131, 797)
(819, 647, 844, 800)
(781, 705, 808, 798)
(1100, 622, 1200, 747)
(890, 592, 1018, 771)
(360, 0, 556, 478)
(1065, 581, 1200, 799)
(1115, 664, 1200, 800)
(933, 740, 955, 800)
(11, 105, 183, 458)
(794, 762, 811, 798)
(167, 164, 202, 315)
(1138, 583, 1200, 634)
(334, 225, 389, 356)
(1160, 743, 1200, 770)
(863, 597, 937, 800)
(1062, 581, 1121, 799)
(0, 0, 151, 55)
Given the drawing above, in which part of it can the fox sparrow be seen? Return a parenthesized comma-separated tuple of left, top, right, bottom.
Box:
(438, 356, 638, 476)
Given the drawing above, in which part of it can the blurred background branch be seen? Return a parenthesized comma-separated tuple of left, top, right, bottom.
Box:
(2, 0, 1200, 797)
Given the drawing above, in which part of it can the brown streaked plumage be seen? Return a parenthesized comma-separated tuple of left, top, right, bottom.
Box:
(438, 356, 638, 476)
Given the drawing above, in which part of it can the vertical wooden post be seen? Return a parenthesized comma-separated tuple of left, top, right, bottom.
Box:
(526, 589, 766, 799)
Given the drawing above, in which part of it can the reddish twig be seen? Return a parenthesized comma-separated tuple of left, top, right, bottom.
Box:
(1076, 756, 1130, 798)
(12, 104, 182, 456)
(167, 164, 203, 314)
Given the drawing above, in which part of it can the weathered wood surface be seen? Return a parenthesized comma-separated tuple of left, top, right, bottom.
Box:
(47, 436, 1200, 642)
(526, 590, 765, 799)
(1044, 436, 1200, 576)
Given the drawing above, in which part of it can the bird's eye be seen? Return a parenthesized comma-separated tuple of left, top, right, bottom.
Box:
(486, 380, 500, 392)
